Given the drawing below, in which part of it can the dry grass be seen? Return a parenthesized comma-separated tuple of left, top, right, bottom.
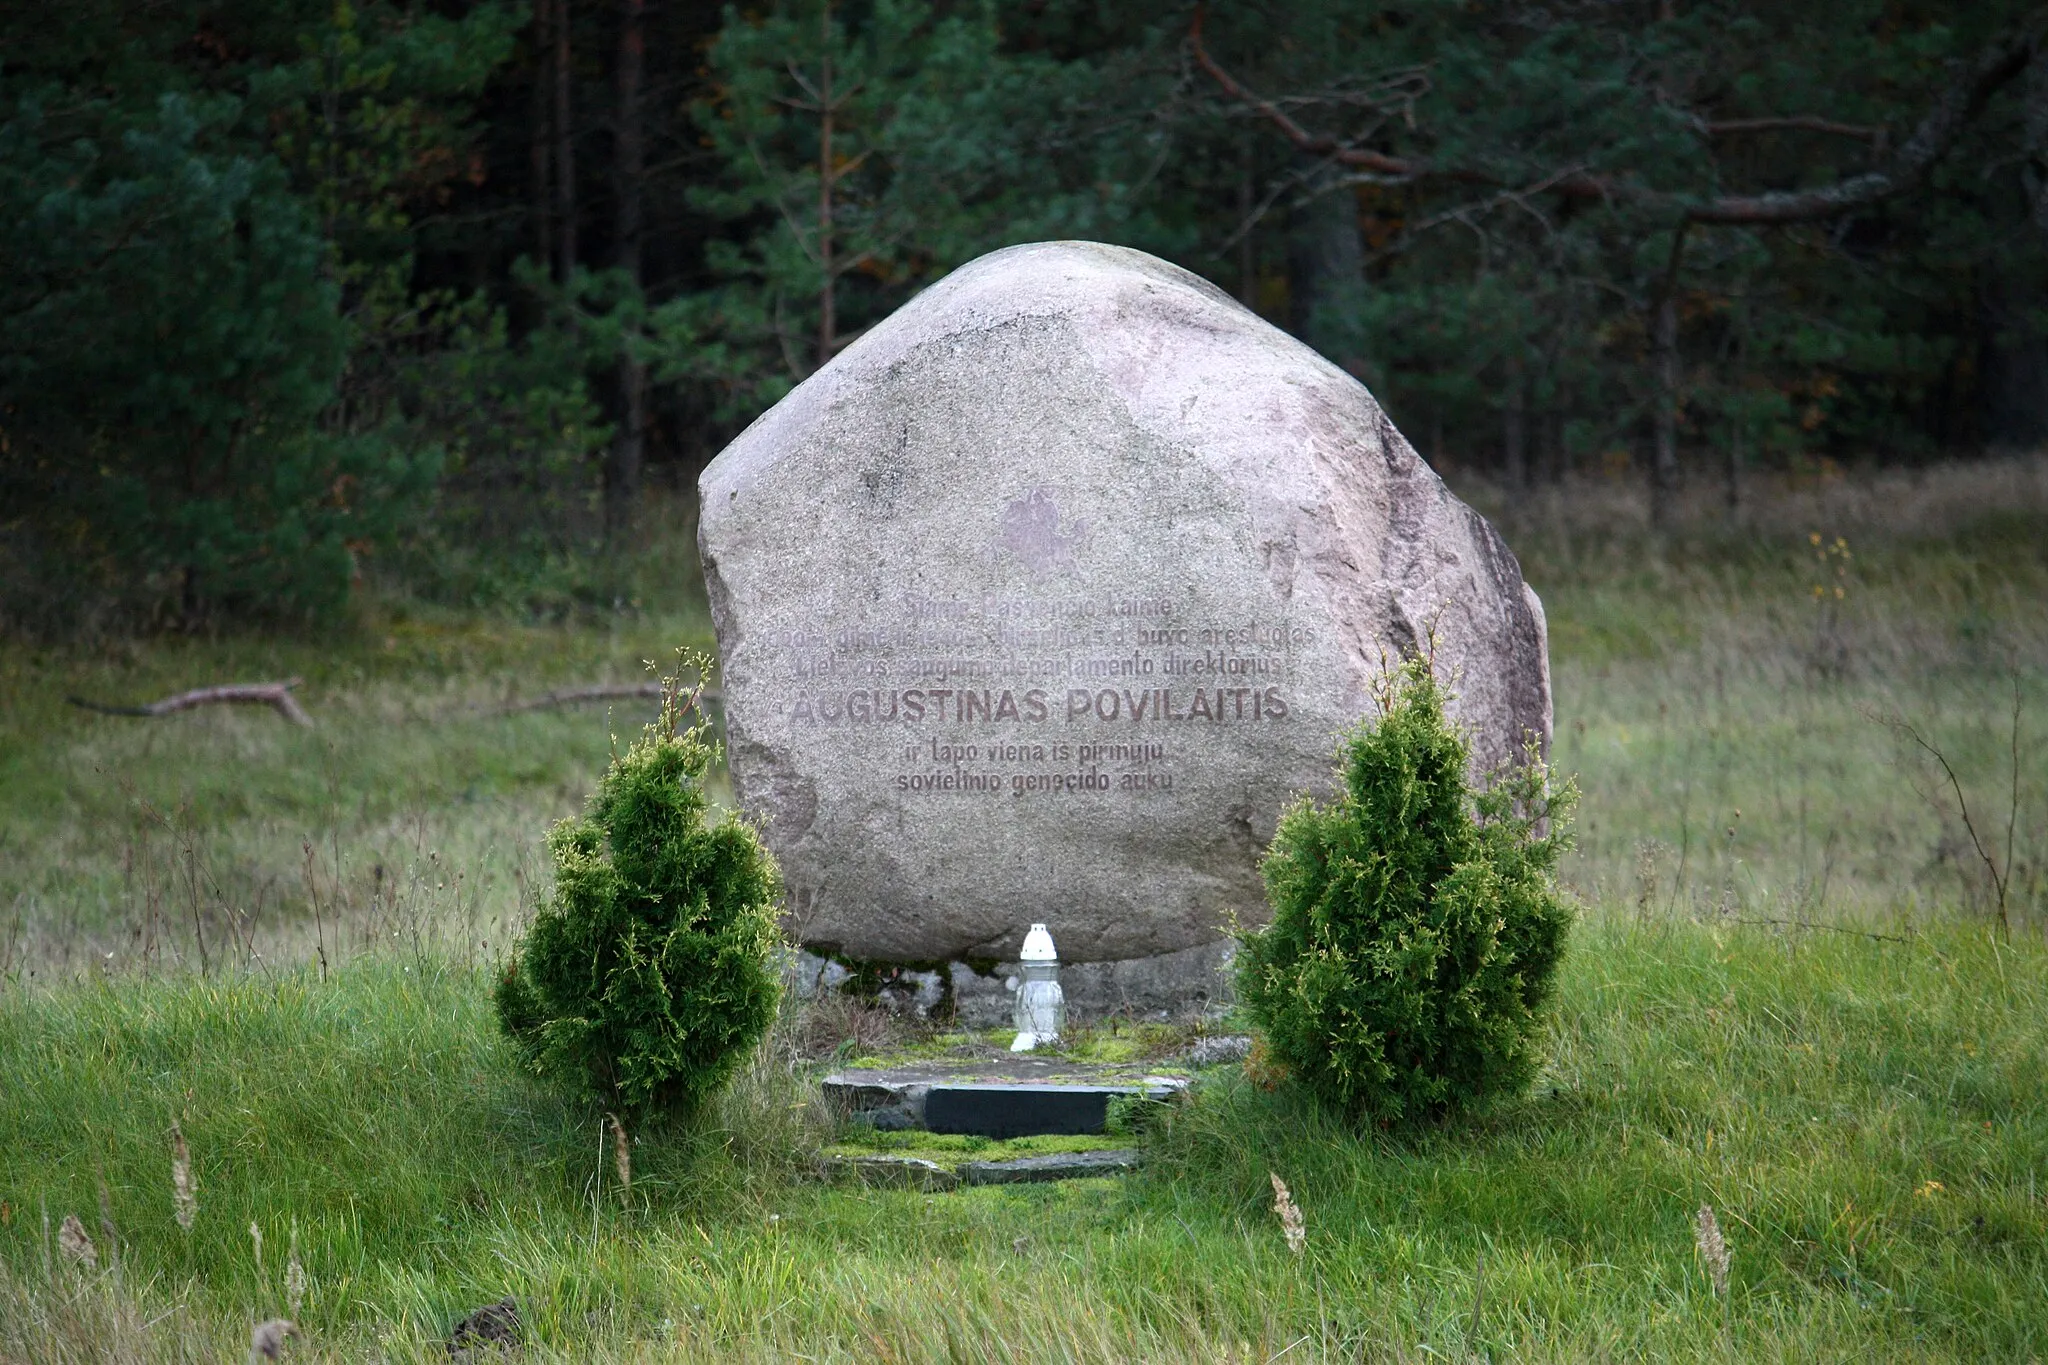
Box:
(1463, 451, 2048, 544)
(1461, 457, 2048, 931)
(788, 989, 913, 1062)
(3, 456, 2042, 978)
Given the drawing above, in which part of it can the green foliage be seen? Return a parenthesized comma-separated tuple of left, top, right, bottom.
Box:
(0, 0, 597, 628)
(1236, 657, 1578, 1124)
(496, 659, 783, 1114)
(6, 0, 2046, 630)
(374, 273, 612, 612)
(6, 921, 2048, 1357)
(0, 89, 437, 625)
(676, 0, 1154, 415)
(249, 1, 603, 612)
(1189, 0, 2048, 467)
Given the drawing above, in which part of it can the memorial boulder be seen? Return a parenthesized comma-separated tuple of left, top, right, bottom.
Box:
(698, 241, 1550, 983)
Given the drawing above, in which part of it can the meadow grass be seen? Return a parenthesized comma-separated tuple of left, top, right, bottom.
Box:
(1504, 459, 2048, 924)
(1, 918, 2042, 1361)
(0, 567, 722, 973)
(2, 459, 2046, 1360)
(3, 461, 2040, 973)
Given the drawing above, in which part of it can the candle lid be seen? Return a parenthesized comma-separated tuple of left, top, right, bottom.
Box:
(1019, 923, 1057, 962)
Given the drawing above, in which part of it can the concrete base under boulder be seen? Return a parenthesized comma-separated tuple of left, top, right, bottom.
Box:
(793, 939, 1235, 1024)
(951, 940, 1235, 1026)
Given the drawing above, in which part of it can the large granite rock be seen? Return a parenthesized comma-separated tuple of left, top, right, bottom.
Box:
(698, 241, 1549, 969)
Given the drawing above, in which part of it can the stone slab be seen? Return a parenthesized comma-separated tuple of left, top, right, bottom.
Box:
(824, 1056, 1187, 1092)
(923, 1084, 1115, 1139)
(816, 1149, 1141, 1189)
(1186, 1034, 1253, 1067)
(700, 240, 1550, 969)
(959, 1149, 1141, 1184)
(818, 1154, 958, 1192)
(823, 1062, 1184, 1137)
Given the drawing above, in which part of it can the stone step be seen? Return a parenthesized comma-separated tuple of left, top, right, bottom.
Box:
(958, 1148, 1141, 1185)
(922, 1083, 1138, 1139)
(822, 1064, 1185, 1138)
(818, 1148, 1142, 1192)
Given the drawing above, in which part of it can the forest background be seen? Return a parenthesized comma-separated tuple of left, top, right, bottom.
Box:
(6, 0, 2048, 631)
(4, 7, 2048, 1355)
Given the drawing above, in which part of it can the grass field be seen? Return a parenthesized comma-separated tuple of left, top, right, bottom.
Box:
(0, 533, 725, 977)
(3, 922, 2043, 1361)
(2, 461, 2045, 1360)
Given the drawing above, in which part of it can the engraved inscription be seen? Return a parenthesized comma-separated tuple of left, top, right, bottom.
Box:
(752, 587, 1312, 799)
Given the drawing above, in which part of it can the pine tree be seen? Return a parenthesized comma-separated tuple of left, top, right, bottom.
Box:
(496, 661, 784, 1115)
(1235, 657, 1577, 1124)
(677, 0, 1142, 416)
(0, 90, 435, 622)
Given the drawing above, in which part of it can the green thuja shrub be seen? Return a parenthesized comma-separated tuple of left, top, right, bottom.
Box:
(496, 659, 783, 1115)
(1235, 657, 1577, 1124)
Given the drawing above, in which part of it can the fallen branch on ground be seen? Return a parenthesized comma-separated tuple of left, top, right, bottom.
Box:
(67, 679, 312, 727)
(1728, 917, 1913, 944)
(493, 683, 721, 716)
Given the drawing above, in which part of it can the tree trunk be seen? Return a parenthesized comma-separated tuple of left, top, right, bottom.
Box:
(1977, 270, 2048, 448)
(816, 0, 836, 369)
(1238, 136, 1257, 308)
(552, 0, 577, 282)
(1502, 353, 1528, 490)
(606, 0, 646, 540)
(530, 0, 553, 267)
(1725, 416, 1742, 517)
(1286, 171, 1362, 351)
(1651, 288, 1679, 528)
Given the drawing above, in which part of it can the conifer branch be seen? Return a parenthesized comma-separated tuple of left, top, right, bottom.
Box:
(1684, 19, 2040, 225)
(1191, 7, 2048, 227)
(1701, 115, 1886, 142)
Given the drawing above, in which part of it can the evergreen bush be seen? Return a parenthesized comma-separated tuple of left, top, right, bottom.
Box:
(1234, 657, 1577, 1124)
(496, 659, 783, 1115)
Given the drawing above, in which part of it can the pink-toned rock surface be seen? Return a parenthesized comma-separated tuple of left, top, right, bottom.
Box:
(699, 241, 1549, 967)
